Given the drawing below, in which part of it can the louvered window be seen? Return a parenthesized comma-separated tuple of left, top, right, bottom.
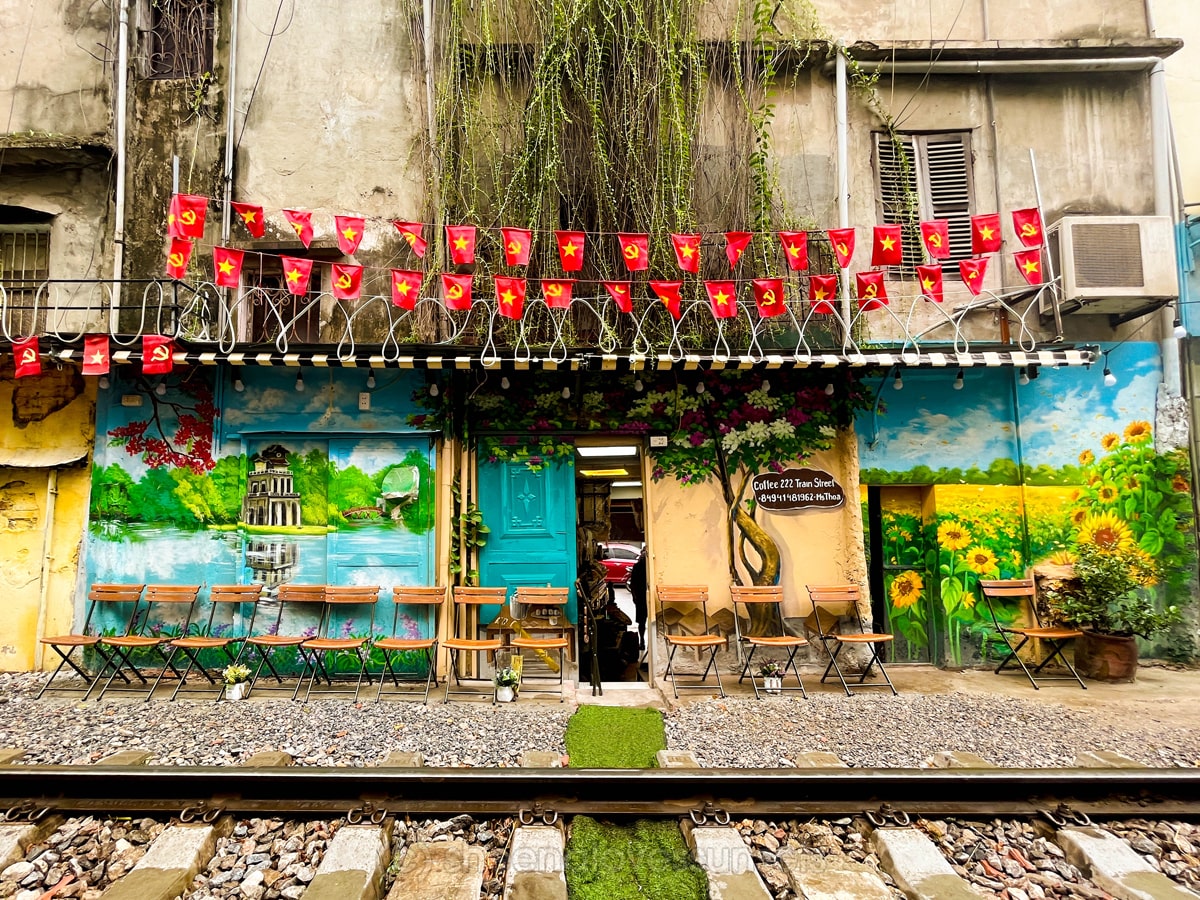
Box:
(874, 132, 974, 276)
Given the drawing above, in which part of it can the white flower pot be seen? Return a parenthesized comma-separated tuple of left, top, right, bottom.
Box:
(226, 681, 249, 701)
(763, 676, 783, 695)
(496, 685, 516, 703)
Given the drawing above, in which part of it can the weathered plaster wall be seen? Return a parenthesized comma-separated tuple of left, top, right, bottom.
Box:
(1157, 0, 1200, 203)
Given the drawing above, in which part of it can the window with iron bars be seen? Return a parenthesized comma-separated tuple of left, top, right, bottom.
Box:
(147, 0, 215, 79)
(0, 226, 51, 334)
(873, 131, 975, 277)
(240, 256, 324, 345)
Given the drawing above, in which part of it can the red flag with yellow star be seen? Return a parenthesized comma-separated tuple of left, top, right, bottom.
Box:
(871, 224, 903, 267)
(855, 271, 888, 311)
(670, 234, 701, 274)
(555, 231, 585, 272)
(1012, 208, 1043, 248)
(649, 280, 682, 319)
(500, 227, 532, 266)
(920, 220, 951, 260)
(494, 276, 527, 319)
(165, 237, 193, 279)
(916, 264, 944, 303)
(281, 256, 314, 295)
(827, 228, 855, 268)
(335, 216, 365, 255)
(959, 257, 988, 296)
(704, 281, 738, 319)
(442, 273, 473, 311)
(142, 335, 174, 375)
(446, 225, 476, 265)
(332, 263, 363, 300)
(213, 247, 244, 289)
(752, 278, 786, 318)
(603, 281, 633, 313)
(618, 233, 649, 272)
(391, 270, 422, 310)
(167, 193, 207, 239)
(393, 222, 428, 258)
(808, 274, 839, 315)
(283, 209, 314, 248)
(542, 279, 575, 310)
(1014, 248, 1044, 285)
(778, 231, 808, 271)
(725, 231, 752, 268)
(83, 335, 110, 376)
(231, 202, 265, 239)
(971, 213, 1002, 255)
(12, 336, 40, 378)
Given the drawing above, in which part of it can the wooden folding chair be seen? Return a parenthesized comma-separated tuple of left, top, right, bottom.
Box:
(374, 586, 444, 704)
(980, 579, 1086, 690)
(805, 584, 897, 696)
(296, 586, 378, 702)
(443, 586, 507, 703)
(37, 584, 144, 699)
(242, 583, 327, 698)
(657, 585, 726, 699)
(509, 587, 571, 702)
(730, 585, 807, 699)
(160, 584, 265, 701)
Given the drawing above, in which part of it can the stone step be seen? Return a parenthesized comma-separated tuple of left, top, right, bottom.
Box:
(1057, 826, 1200, 900)
(387, 839, 486, 900)
(100, 821, 230, 900)
(872, 827, 985, 899)
(683, 821, 772, 900)
(304, 825, 390, 900)
(504, 825, 566, 900)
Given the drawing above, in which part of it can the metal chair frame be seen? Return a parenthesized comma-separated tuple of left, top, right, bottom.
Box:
(374, 586, 444, 704)
(805, 584, 897, 697)
(443, 586, 508, 703)
(37, 584, 145, 699)
(159, 584, 265, 701)
(296, 586, 378, 702)
(731, 585, 808, 699)
(657, 584, 726, 699)
(508, 587, 571, 703)
(243, 584, 327, 697)
(979, 578, 1086, 690)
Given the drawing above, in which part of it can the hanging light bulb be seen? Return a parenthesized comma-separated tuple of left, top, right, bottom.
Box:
(500, 376, 510, 390)
(1018, 369, 1030, 386)
(561, 386, 571, 399)
(429, 382, 439, 397)
(233, 375, 245, 393)
(366, 368, 376, 389)
(1174, 313, 1187, 340)
(892, 370, 903, 391)
(824, 382, 835, 396)
(98, 375, 110, 390)
(294, 371, 305, 392)
(1103, 366, 1117, 387)
(760, 379, 770, 392)
(695, 382, 705, 394)
(155, 380, 167, 396)
(634, 378, 644, 393)
(953, 368, 964, 391)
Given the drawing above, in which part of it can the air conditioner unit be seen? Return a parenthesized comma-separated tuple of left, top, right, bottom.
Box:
(1044, 215, 1179, 318)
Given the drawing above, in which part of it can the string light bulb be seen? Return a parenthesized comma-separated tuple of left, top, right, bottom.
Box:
(429, 383, 439, 397)
(366, 369, 376, 389)
(561, 386, 571, 399)
(98, 375, 110, 390)
(1174, 312, 1187, 340)
(760, 379, 770, 392)
(1103, 366, 1117, 387)
(824, 382, 835, 396)
(892, 370, 903, 391)
(155, 380, 167, 396)
(953, 368, 964, 391)
(634, 378, 644, 392)
(233, 375, 245, 392)
(1018, 369, 1030, 386)
(294, 371, 305, 392)
(500, 376, 510, 390)
(695, 382, 705, 394)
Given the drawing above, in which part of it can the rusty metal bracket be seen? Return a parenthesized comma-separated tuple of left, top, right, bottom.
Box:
(518, 803, 559, 826)
(688, 802, 731, 826)
(3, 800, 51, 823)
(1039, 803, 1092, 828)
(179, 800, 224, 824)
(865, 802, 911, 827)
(346, 800, 389, 825)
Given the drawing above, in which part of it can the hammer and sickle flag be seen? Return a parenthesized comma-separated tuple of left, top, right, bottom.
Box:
(970, 213, 1002, 255)
(618, 233, 649, 272)
(920, 220, 951, 260)
(281, 256, 314, 296)
(213, 246, 244, 289)
(142, 335, 174, 375)
(83, 334, 110, 376)
(1011, 208, 1043, 248)
(752, 278, 786, 318)
(165, 237, 194, 279)
(724, 231, 753, 268)
(649, 280, 683, 320)
(603, 281, 633, 314)
(500, 227, 532, 267)
(542, 279, 575, 310)
(391, 269, 422, 310)
(283, 209, 314, 248)
(555, 231, 586, 272)
(778, 231, 809, 272)
(959, 257, 988, 296)
(1014, 248, 1044, 286)
(827, 227, 856, 268)
(808, 274, 839, 315)
(855, 271, 889, 312)
(704, 280, 738, 320)
(231, 201, 266, 239)
(335, 215, 365, 255)
(670, 233, 701, 274)
(446, 225, 476, 265)
(916, 264, 945, 303)
(494, 276, 527, 320)
(12, 336, 40, 378)
(441, 273, 473, 311)
(871, 224, 904, 267)
(167, 193, 208, 240)
(332, 263, 363, 300)
(393, 221, 428, 258)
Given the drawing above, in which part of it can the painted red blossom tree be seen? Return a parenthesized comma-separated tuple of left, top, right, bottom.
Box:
(108, 378, 217, 474)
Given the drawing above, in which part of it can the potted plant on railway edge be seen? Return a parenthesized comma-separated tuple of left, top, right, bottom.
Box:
(758, 659, 784, 695)
(494, 666, 521, 702)
(223, 664, 252, 700)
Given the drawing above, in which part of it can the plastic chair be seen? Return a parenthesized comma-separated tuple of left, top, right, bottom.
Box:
(375, 586, 445, 703)
(979, 579, 1086, 690)
(509, 587, 571, 702)
(243, 583, 327, 698)
(730, 585, 808, 699)
(657, 584, 726, 699)
(37, 584, 144, 699)
(443, 586, 507, 703)
(296, 586, 378, 702)
(805, 584, 897, 696)
(157, 584, 265, 701)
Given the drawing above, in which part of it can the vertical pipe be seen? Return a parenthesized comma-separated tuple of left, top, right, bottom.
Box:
(221, 0, 239, 245)
(109, 0, 130, 333)
(1030, 150, 1063, 341)
(835, 50, 852, 334)
(34, 470, 59, 669)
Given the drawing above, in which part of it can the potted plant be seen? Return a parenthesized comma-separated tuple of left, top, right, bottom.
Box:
(494, 666, 521, 702)
(1044, 543, 1180, 682)
(758, 659, 784, 694)
(222, 664, 252, 700)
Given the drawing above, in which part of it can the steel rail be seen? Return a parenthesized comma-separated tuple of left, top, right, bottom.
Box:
(1, 766, 1198, 821)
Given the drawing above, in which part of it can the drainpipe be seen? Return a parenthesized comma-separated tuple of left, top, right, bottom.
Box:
(109, 0, 131, 333)
(835, 49, 851, 335)
(221, 0, 239, 245)
(33, 470, 59, 670)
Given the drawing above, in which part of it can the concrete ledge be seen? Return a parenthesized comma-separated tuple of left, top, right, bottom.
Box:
(792, 751, 849, 768)
(925, 751, 994, 768)
(97, 750, 153, 766)
(1058, 827, 1200, 900)
(387, 840, 485, 900)
(379, 751, 425, 767)
(872, 827, 984, 900)
(655, 750, 701, 768)
(304, 825, 390, 900)
(101, 822, 228, 900)
(1074, 751, 1145, 768)
(779, 849, 895, 900)
(504, 826, 566, 900)
(684, 824, 771, 900)
(241, 750, 294, 767)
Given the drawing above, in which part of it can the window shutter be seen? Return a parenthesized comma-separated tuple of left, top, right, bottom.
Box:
(874, 134, 923, 273)
(920, 134, 974, 266)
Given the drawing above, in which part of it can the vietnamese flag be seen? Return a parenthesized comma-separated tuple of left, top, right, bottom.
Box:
(555, 231, 585, 272)
(446, 225, 476, 265)
(494, 276, 527, 320)
(725, 231, 752, 268)
(283, 209, 314, 248)
(778, 231, 808, 271)
(542, 279, 575, 310)
(752, 278, 785, 318)
(1014, 248, 1044, 285)
(618, 233, 649, 272)
(335, 215, 365, 255)
(231, 202, 266, 239)
(670, 234, 701, 274)
(12, 336, 40, 378)
(142, 335, 174, 375)
(827, 228, 855, 268)
(332, 263, 363, 300)
(872, 224, 903, 267)
(83, 335, 110, 376)
(649, 280, 682, 319)
(916, 264, 944, 303)
(920, 220, 951, 260)
(167, 193, 207, 239)
(808, 274, 839, 315)
(971, 213, 1002, 254)
(500, 227, 532, 266)
(213, 247, 244, 289)
(165, 237, 193, 279)
(393, 222, 428, 258)
(441, 273, 473, 311)
(391, 269, 422, 310)
(704, 280, 738, 319)
(603, 281, 633, 313)
(959, 257, 988, 296)
(1012, 208, 1043, 248)
(281, 256, 314, 296)
(855, 271, 888, 311)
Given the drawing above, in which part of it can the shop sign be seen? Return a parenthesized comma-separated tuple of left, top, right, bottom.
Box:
(752, 467, 845, 512)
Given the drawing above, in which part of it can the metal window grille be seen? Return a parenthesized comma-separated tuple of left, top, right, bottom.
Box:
(0, 228, 50, 333)
(241, 258, 322, 345)
(148, 0, 215, 79)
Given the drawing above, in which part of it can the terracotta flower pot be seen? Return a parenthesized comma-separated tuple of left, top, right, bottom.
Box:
(1074, 631, 1138, 683)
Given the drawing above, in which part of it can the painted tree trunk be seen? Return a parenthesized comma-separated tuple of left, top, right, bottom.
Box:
(733, 502, 781, 635)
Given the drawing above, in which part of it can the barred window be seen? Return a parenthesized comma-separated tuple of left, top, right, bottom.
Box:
(241, 257, 324, 345)
(148, 0, 215, 79)
(0, 211, 52, 333)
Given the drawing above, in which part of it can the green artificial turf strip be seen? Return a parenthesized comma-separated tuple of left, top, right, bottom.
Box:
(564, 706, 666, 768)
(565, 816, 708, 900)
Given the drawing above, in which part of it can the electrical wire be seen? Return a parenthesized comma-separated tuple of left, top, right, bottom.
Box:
(234, 0, 294, 155)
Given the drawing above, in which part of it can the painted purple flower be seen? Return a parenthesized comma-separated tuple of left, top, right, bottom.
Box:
(502, 435, 519, 445)
(689, 432, 706, 447)
(529, 455, 544, 466)
(301, 626, 317, 639)
(652, 466, 665, 480)
(770, 461, 785, 473)
(341, 619, 356, 638)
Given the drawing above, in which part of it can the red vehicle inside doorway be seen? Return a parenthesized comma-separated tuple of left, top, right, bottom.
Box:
(599, 541, 644, 584)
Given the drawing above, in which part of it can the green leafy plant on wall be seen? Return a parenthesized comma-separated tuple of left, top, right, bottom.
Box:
(449, 478, 490, 586)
